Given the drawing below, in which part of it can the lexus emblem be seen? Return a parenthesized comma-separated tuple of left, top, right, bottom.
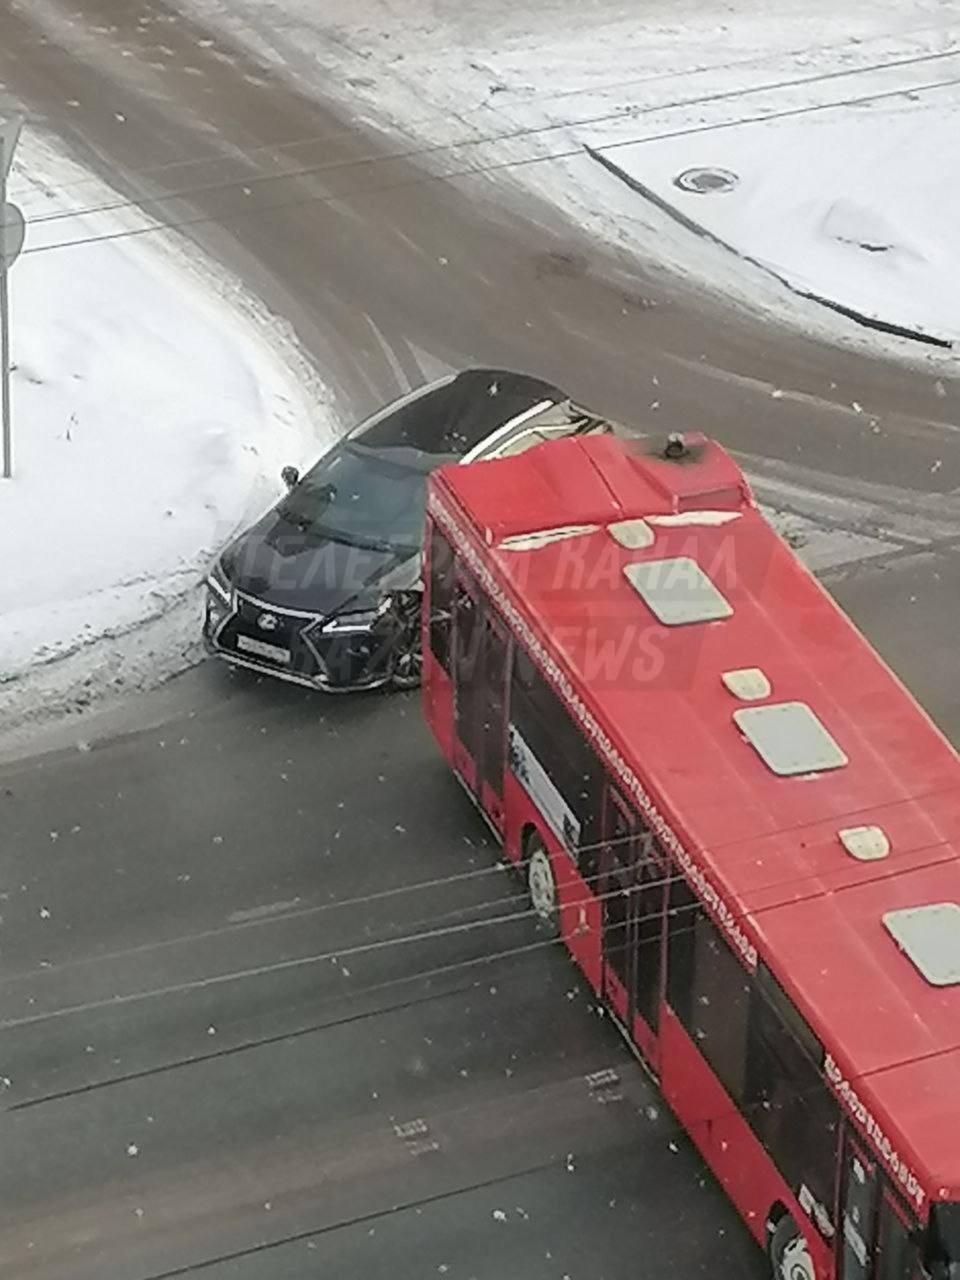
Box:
(257, 612, 279, 632)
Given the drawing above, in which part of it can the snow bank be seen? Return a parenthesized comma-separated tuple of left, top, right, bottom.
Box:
(177, 0, 960, 358)
(0, 133, 332, 731)
(602, 105, 960, 345)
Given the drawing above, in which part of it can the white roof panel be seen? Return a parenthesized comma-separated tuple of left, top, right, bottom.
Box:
(839, 826, 890, 862)
(883, 903, 960, 987)
(607, 519, 654, 550)
(722, 667, 771, 702)
(733, 702, 848, 777)
(623, 557, 732, 626)
(499, 524, 598, 551)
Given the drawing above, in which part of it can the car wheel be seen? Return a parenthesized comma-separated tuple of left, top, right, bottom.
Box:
(390, 641, 422, 690)
(769, 1215, 816, 1280)
(388, 594, 422, 691)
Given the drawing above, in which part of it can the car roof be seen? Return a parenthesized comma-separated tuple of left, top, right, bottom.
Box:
(355, 368, 566, 457)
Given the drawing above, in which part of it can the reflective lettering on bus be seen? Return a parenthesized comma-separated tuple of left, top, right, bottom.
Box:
(824, 1055, 925, 1211)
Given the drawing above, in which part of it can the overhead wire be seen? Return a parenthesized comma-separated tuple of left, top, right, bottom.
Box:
(13, 67, 960, 259)
(4, 860, 926, 1204)
(4, 782, 954, 1190)
(3, 808, 957, 1035)
(13, 43, 960, 244)
(4, 757, 955, 997)
(0, 53, 947, 1267)
(0, 857, 528, 987)
(12, 16, 960, 212)
(17, 40, 960, 231)
(2, 14, 955, 1173)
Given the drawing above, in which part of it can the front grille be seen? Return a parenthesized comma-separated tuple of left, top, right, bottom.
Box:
(310, 631, 387, 687)
(214, 595, 320, 677)
(209, 593, 396, 690)
(235, 598, 300, 647)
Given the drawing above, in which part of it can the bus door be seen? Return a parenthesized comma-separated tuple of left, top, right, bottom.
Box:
(839, 1132, 879, 1280)
(598, 788, 666, 1068)
(451, 574, 508, 831)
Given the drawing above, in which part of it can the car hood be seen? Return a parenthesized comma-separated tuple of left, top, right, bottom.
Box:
(220, 510, 420, 616)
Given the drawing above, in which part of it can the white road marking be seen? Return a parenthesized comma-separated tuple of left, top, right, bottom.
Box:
(738, 454, 960, 573)
(758, 505, 898, 574)
(363, 313, 414, 392)
(408, 342, 456, 384)
(227, 898, 302, 924)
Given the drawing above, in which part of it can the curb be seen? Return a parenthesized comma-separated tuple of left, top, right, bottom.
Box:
(585, 145, 953, 352)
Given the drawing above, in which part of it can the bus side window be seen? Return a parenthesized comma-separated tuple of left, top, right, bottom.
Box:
(666, 897, 751, 1106)
(665, 873, 699, 1025)
(512, 645, 538, 693)
(508, 647, 602, 884)
(428, 525, 456, 671)
(876, 1194, 917, 1280)
(744, 965, 840, 1230)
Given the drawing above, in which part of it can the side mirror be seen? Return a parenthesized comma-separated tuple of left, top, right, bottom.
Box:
(281, 465, 300, 491)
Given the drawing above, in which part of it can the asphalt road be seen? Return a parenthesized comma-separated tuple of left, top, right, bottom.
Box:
(0, 672, 763, 1279)
(1, 1, 959, 1277)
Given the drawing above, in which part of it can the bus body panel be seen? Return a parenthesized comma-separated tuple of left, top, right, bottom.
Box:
(423, 665, 456, 768)
(501, 770, 604, 994)
(660, 1006, 831, 1277)
(420, 430, 959, 1275)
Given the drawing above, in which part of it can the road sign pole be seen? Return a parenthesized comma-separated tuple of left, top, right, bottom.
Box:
(1, 171, 11, 479)
(1, 115, 24, 480)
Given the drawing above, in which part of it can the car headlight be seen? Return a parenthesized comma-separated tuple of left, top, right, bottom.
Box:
(320, 597, 393, 633)
(206, 597, 229, 633)
(206, 558, 233, 606)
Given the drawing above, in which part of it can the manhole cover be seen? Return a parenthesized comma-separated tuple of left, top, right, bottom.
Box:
(674, 167, 739, 194)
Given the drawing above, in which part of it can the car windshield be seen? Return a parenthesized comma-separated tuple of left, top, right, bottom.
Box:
(278, 441, 455, 554)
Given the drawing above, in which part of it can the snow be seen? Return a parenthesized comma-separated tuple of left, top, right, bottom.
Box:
(5, 1, 958, 739)
(1, 133, 333, 733)
(601, 106, 960, 344)
(177, 0, 960, 359)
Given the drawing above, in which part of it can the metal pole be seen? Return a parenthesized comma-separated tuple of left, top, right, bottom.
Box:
(1, 115, 23, 481)
(1, 165, 10, 480)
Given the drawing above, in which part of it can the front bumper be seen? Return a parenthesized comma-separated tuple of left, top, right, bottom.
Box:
(203, 590, 402, 692)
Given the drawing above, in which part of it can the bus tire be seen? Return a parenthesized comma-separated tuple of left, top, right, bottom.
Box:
(769, 1214, 816, 1280)
(525, 836, 558, 928)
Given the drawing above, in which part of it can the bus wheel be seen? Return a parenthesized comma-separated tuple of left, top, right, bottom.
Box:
(769, 1215, 816, 1280)
(526, 838, 558, 927)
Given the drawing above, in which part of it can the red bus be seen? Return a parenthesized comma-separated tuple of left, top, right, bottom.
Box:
(421, 429, 960, 1280)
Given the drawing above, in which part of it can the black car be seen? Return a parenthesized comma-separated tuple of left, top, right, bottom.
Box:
(203, 368, 609, 692)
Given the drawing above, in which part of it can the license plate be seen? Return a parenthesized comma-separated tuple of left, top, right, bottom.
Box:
(236, 634, 291, 664)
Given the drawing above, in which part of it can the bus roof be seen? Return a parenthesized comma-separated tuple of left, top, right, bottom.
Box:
(429, 432, 960, 1204)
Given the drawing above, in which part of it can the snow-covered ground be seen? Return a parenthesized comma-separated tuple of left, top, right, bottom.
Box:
(0, 133, 331, 733)
(594, 95, 960, 346)
(4, 1, 958, 741)
(181, 0, 960, 357)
